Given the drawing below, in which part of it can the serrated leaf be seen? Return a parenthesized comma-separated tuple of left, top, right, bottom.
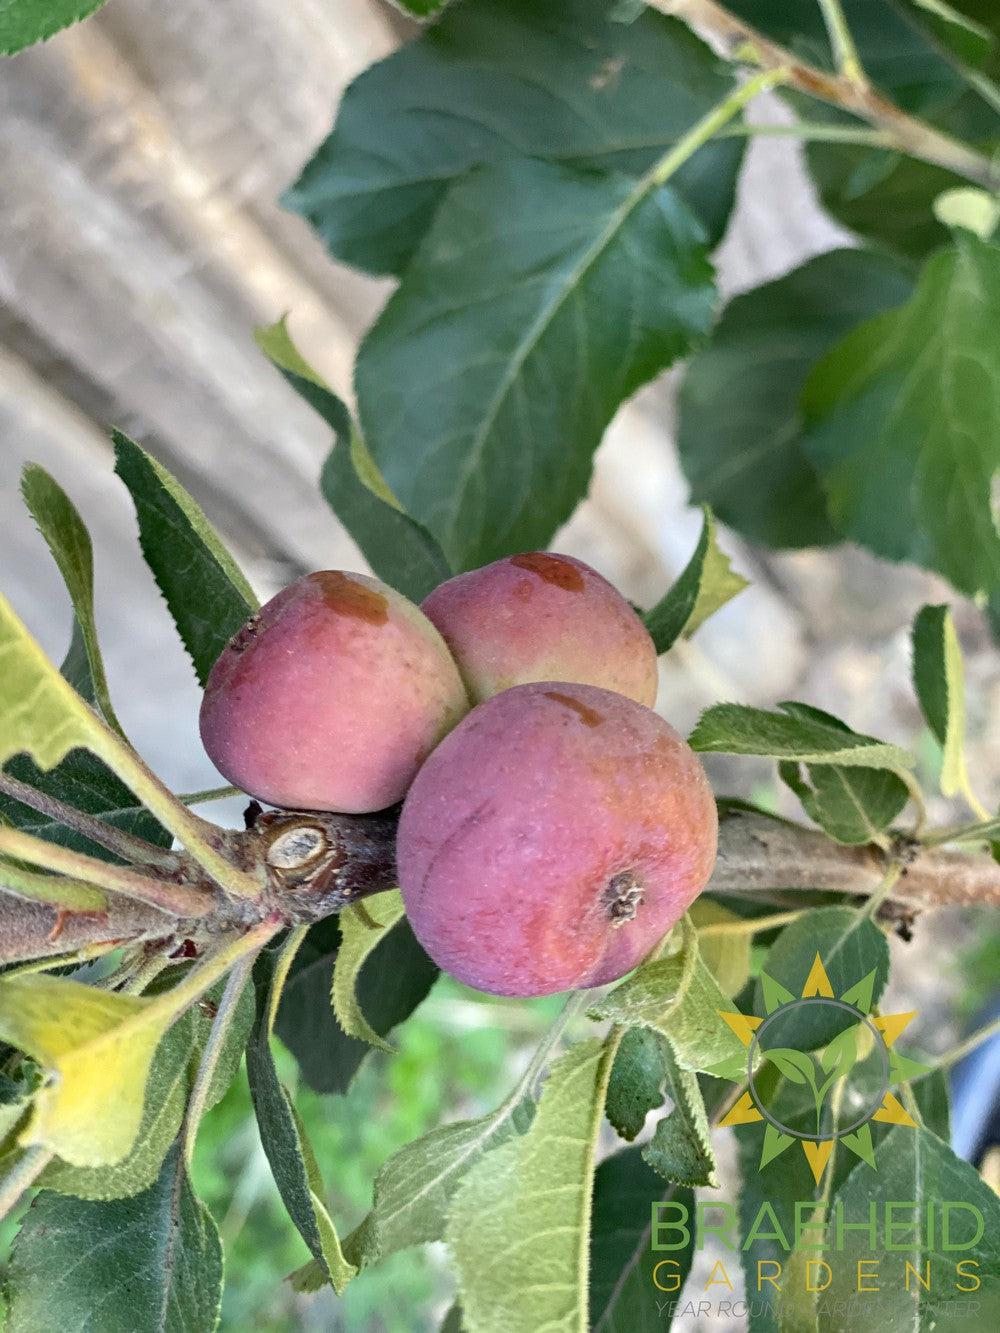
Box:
(590, 1149, 694, 1332)
(356, 158, 716, 571)
(754, 907, 890, 1051)
(605, 1026, 666, 1141)
(802, 235, 1000, 599)
(331, 890, 405, 1053)
(912, 603, 971, 799)
(0, 0, 109, 56)
(345, 1088, 532, 1270)
(779, 759, 908, 845)
(275, 915, 438, 1096)
(815, 1127, 1000, 1330)
(689, 701, 915, 772)
(678, 248, 912, 550)
(254, 318, 451, 603)
(590, 936, 745, 1074)
(21, 466, 123, 736)
(247, 935, 356, 1294)
(112, 431, 257, 687)
(447, 1038, 614, 1333)
(642, 1038, 717, 1187)
(285, 0, 743, 276)
(643, 507, 747, 653)
(6, 1143, 222, 1333)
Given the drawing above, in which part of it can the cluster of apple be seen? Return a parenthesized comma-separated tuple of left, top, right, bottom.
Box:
(199, 553, 717, 996)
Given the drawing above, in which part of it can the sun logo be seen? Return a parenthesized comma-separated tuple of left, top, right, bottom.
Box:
(712, 952, 930, 1185)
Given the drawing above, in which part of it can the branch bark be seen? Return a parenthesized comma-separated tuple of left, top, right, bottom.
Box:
(649, 0, 998, 190)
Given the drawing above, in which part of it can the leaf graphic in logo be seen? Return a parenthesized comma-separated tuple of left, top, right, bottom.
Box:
(763, 1047, 817, 1088)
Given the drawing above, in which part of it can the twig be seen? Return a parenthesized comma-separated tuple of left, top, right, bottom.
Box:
(0, 769, 180, 869)
(649, 0, 998, 189)
(183, 952, 256, 1165)
(0, 826, 215, 919)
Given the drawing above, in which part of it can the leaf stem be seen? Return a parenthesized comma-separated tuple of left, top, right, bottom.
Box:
(862, 862, 903, 920)
(183, 953, 255, 1166)
(0, 1146, 53, 1224)
(0, 768, 179, 868)
(816, 0, 867, 87)
(507, 990, 592, 1105)
(696, 908, 804, 936)
(647, 67, 789, 190)
(959, 777, 992, 824)
(178, 785, 244, 807)
(718, 121, 893, 146)
(0, 827, 216, 919)
(0, 859, 108, 912)
(934, 1014, 1000, 1071)
(922, 814, 1000, 847)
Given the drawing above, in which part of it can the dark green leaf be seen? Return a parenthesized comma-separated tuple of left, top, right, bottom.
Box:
(285, 0, 743, 275)
(689, 702, 914, 771)
(642, 1038, 718, 1187)
(754, 907, 890, 1050)
(590, 1149, 694, 1332)
(247, 941, 355, 1291)
(255, 318, 451, 602)
(274, 916, 438, 1096)
(357, 159, 716, 570)
(113, 431, 258, 687)
(678, 248, 912, 548)
(605, 1026, 666, 1140)
(6, 1143, 222, 1333)
(0, 748, 170, 864)
(802, 236, 1000, 598)
(642, 506, 747, 653)
(0, 0, 109, 56)
(903, 0, 995, 69)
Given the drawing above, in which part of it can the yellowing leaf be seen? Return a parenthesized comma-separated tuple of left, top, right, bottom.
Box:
(331, 889, 405, 1052)
(0, 974, 171, 1167)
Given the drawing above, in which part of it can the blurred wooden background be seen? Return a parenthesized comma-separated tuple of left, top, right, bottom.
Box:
(0, 0, 994, 811)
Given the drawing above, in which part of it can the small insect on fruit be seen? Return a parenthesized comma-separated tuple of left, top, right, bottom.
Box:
(397, 681, 717, 997)
(200, 571, 469, 813)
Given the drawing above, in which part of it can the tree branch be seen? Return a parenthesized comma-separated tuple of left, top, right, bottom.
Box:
(649, 0, 998, 190)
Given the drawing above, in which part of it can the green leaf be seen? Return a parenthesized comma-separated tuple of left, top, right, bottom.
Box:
(912, 604, 972, 799)
(255, 318, 450, 602)
(802, 235, 1000, 599)
(275, 916, 438, 1096)
(590, 1150, 694, 1332)
(761, 1047, 817, 1086)
(779, 758, 909, 845)
(356, 158, 716, 570)
(677, 248, 912, 549)
(21, 466, 123, 736)
(689, 702, 915, 771)
(345, 1086, 532, 1270)
(605, 1026, 666, 1141)
(285, 0, 743, 275)
(642, 507, 748, 653)
(247, 935, 356, 1294)
(331, 890, 406, 1053)
(447, 1038, 614, 1333)
(754, 907, 890, 1051)
(6, 1143, 222, 1333)
(906, 0, 995, 69)
(590, 936, 746, 1074)
(817, 1127, 1000, 1329)
(642, 1038, 718, 1187)
(112, 431, 258, 687)
(0, 0, 109, 55)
